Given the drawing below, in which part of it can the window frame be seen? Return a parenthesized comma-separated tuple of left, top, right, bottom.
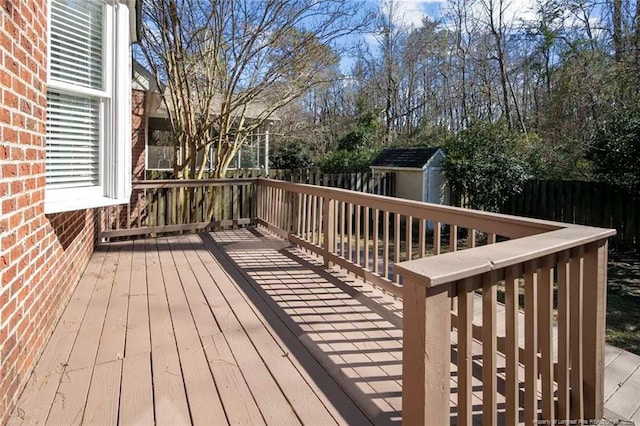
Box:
(44, 0, 133, 214)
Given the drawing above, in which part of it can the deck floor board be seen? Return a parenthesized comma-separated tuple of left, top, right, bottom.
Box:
(8, 227, 639, 425)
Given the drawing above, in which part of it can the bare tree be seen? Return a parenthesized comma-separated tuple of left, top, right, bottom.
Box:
(140, 0, 368, 179)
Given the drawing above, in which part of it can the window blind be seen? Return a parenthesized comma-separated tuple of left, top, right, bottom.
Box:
(46, 91, 101, 188)
(46, 0, 104, 189)
(49, 0, 103, 90)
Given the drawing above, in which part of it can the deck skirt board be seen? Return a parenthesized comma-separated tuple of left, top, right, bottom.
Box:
(8, 227, 638, 425)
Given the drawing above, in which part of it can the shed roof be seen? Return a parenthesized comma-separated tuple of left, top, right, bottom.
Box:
(371, 147, 441, 169)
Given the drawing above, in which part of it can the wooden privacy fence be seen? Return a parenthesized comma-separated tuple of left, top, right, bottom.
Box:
(268, 168, 395, 196)
(257, 178, 615, 425)
(501, 180, 639, 249)
(147, 168, 396, 196)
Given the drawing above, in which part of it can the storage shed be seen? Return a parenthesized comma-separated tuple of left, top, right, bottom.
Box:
(371, 147, 448, 205)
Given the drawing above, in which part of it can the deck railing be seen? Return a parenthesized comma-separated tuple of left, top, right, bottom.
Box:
(100, 178, 257, 239)
(100, 177, 615, 424)
(256, 178, 615, 425)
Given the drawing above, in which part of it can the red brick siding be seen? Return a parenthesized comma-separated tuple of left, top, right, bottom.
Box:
(0, 1, 97, 421)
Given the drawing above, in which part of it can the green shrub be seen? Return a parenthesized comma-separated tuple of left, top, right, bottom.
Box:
(588, 113, 640, 187)
(442, 121, 530, 211)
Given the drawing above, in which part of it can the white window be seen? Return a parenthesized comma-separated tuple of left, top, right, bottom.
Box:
(45, 0, 136, 214)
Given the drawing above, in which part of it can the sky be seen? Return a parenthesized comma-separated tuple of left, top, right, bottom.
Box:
(339, 0, 545, 71)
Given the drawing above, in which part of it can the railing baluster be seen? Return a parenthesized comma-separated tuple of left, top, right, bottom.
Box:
(570, 246, 585, 420)
(322, 197, 335, 267)
(364, 207, 370, 269)
(406, 216, 413, 261)
(524, 260, 539, 423)
(126, 197, 131, 229)
(280, 188, 286, 230)
(394, 213, 400, 283)
(418, 219, 425, 258)
(296, 192, 302, 235)
(482, 270, 498, 423)
(467, 228, 476, 248)
(434, 221, 441, 254)
(557, 250, 571, 421)
(339, 201, 345, 256)
(317, 197, 323, 246)
(233, 184, 239, 226)
(505, 264, 520, 426)
(306, 194, 312, 242)
(355, 204, 361, 265)
(457, 276, 477, 426)
(450, 224, 457, 252)
(539, 257, 555, 421)
(311, 195, 318, 244)
(137, 191, 143, 228)
(373, 209, 379, 274)
(347, 203, 353, 261)
(383, 211, 389, 280)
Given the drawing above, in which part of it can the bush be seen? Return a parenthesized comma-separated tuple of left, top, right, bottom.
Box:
(319, 147, 381, 173)
(269, 139, 317, 170)
(588, 113, 640, 187)
(442, 121, 530, 212)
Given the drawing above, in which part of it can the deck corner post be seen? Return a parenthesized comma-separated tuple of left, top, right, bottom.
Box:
(583, 239, 608, 420)
(402, 278, 452, 426)
(322, 197, 335, 268)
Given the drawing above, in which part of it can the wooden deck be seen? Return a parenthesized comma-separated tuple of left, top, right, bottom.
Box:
(7, 227, 640, 425)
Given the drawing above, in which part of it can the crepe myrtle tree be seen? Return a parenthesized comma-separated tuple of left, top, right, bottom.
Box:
(140, 0, 369, 180)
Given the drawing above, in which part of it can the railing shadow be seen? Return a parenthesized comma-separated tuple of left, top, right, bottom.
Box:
(199, 227, 536, 425)
(199, 228, 404, 425)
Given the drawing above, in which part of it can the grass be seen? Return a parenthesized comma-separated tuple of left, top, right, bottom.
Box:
(605, 248, 640, 355)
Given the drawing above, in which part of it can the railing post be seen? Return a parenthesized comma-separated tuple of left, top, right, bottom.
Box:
(582, 239, 608, 420)
(322, 197, 335, 268)
(403, 278, 451, 426)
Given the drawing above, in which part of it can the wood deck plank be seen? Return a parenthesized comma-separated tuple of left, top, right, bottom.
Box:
(171, 238, 269, 425)
(184, 236, 301, 425)
(119, 239, 154, 426)
(83, 359, 122, 425)
(119, 353, 154, 426)
(46, 244, 123, 425)
(95, 242, 132, 364)
(144, 239, 191, 426)
(8, 250, 107, 425)
(604, 350, 640, 403)
(605, 363, 640, 419)
(195, 234, 338, 425)
(160, 236, 228, 425)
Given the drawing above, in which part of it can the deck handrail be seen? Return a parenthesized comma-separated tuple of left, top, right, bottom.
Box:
(395, 225, 615, 287)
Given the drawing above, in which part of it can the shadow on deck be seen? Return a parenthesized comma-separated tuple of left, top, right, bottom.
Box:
(8, 227, 637, 425)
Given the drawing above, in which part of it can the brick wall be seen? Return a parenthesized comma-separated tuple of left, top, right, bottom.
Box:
(0, 1, 97, 421)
